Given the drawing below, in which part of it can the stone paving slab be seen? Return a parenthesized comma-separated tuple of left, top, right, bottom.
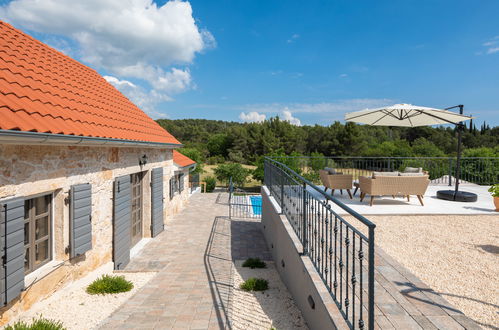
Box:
(372, 248, 481, 329)
(99, 192, 277, 330)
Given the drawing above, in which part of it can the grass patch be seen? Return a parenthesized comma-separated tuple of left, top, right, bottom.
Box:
(86, 275, 133, 295)
(242, 257, 267, 269)
(240, 277, 269, 292)
(5, 317, 65, 330)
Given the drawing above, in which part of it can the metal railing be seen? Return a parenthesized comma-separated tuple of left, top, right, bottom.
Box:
(228, 178, 262, 219)
(272, 156, 499, 186)
(190, 173, 200, 193)
(264, 157, 376, 330)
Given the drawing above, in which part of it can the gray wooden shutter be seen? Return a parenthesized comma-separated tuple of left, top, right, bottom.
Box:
(151, 168, 164, 237)
(113, 175, 131, 270)
(0, 198, 25, 306)
(169, 177, 174, 200)
(179, 173, 185, 192)
(70, 184, 92, 258)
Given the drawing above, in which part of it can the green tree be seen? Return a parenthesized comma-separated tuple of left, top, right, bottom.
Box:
(207, 133, 232, 158)
(178, 147, 204, 174)
(412, 138, 445, 157)
(214, 163, 250, 187)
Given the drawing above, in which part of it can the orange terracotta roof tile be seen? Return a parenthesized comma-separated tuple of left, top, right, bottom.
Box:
(0, 21, 181, 145)
(173, 150, 196, 168)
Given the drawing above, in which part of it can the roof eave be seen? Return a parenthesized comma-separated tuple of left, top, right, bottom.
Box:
(0, 130, 183, 149)
(174, 162, 197, 170)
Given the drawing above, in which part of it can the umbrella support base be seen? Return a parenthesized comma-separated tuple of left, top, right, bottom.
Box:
(436, 190, 477, 202)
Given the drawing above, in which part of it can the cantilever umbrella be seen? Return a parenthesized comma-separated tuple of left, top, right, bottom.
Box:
(345, 103, 476, 202)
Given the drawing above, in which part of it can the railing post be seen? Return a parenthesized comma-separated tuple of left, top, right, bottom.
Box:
(268, 160, 272, 196)
(448, 158, 453, 186)
(280, 174, 284, 214)
(302, 182, 307, 255)
(368, 225, 375, 330)
(229, 177, 232, 219)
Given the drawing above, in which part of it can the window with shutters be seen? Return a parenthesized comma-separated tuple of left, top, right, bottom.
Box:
(170, 172, 186, 199)
(24, 194, 52, 275)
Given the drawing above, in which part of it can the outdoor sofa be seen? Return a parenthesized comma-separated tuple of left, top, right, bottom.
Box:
(359, 170, 430, 206)
(319, 169, 353, 198)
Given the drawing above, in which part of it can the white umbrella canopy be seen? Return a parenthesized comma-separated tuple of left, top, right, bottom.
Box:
(345, 103, 473, 127)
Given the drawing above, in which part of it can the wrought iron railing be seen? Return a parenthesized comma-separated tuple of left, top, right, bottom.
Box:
(272, 156, 499, 186)
(190, 173, 200, 193)
(264, 157, 376, 330)
(228, 178, 262, 219)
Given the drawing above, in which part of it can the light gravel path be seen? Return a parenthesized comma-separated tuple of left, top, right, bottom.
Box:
(6, 262, 156, 330)
(347, 214, 499, 329)
(230, 261, 308, 330)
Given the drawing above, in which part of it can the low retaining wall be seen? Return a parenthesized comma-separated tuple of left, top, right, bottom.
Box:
(260, 186, 348, 330)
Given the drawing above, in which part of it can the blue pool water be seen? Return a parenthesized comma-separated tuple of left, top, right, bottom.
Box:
(250, 195, 262, 215)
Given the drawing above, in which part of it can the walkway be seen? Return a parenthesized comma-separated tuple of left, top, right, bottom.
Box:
(99, 192, 273, 329)
(99, 191, 481, 330)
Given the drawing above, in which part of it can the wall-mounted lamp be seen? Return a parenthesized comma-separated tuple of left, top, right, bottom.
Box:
(139, 154, 148, 166)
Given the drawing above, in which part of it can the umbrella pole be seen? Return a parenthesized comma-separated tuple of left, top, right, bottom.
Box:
(436, 104, 477, 202)
(454, 105, 464, 200)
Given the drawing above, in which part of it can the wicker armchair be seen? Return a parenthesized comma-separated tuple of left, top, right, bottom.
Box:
(319, 170, 353, 198)
(359, 175, 430, 206)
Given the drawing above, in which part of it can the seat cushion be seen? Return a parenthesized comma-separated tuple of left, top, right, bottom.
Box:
(404, 166, 423, 173)
(372, 171, 399, 178)
(399, 172, 424, 176)
(324, 167, 337, 174)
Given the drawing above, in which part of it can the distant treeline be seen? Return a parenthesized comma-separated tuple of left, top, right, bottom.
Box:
(156, 117, 499, 164)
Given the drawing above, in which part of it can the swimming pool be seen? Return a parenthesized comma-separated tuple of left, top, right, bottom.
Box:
(249, 195, 262, 215)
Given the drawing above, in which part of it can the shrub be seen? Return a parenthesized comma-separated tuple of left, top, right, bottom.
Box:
(204, 176, 217, 193)
(5, 317, 65, 330)
(86, 275, 133, 295)
(206, 155, 225, 165)
(240, 277, 269, 291)
(242, 258, 267, 269)
(488, 184, 499, 197)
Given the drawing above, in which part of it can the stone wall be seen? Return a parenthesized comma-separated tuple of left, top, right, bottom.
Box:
(0, 144, 191, 324)
(261, 186, 348, 330)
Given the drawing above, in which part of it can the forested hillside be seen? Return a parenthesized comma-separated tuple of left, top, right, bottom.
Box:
(157, 118, 499, 164)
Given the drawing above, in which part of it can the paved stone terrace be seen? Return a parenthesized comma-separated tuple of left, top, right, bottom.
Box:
(99, 191, 272, 329)
(371, 248, 480, 329)
(99, 191, 480, 330)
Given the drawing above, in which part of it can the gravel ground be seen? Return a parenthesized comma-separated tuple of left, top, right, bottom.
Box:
(230, 260, 308, 330)
(347, 214, 499, 329)
(7, 263, 157, 330)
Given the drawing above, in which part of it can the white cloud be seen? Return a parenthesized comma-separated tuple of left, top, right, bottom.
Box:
(239, 111, 266, 123)
(0, 0, 213, 106)
(281, 108, 301, 126)
(480, 36, 499, 54)
(240, 99, 394, 115)
(287, 33, 300, 43)
(339, 73, 348, 78)
(104, 75, 171, 118)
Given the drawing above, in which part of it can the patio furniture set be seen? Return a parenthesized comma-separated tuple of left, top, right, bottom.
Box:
(319, 167, 430, 206)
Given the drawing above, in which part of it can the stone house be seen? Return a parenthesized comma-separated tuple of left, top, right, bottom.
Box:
(0, 21, 196, 323)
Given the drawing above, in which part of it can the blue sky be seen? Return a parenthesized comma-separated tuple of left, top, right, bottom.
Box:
(1, 0, 498, 126)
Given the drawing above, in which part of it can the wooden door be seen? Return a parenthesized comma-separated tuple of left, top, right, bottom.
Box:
(130, 172, 144, 247)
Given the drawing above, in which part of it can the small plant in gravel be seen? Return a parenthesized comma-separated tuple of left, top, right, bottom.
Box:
(5, 317, 66, 330)
(242, 257, 267, 269)
(86, 275, 133, 295)
(240, 277, 269, 292)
